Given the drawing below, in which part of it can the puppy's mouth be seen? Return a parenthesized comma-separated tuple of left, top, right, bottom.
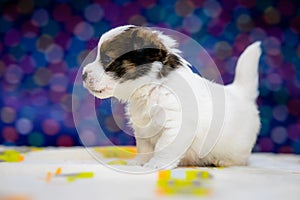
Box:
(90, 86, 113, 94)
(91, 89, 104, 94)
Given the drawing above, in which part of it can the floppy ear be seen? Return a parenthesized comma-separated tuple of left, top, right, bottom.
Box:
(158, 53, 182, 77)
(163, 53, 181, 69)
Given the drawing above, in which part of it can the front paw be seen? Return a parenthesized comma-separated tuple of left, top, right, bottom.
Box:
(144, 158, 179, 170)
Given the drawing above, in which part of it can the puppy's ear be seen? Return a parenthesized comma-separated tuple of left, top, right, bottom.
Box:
(158, 53, 182, 77)
(163, 54, 181, 69)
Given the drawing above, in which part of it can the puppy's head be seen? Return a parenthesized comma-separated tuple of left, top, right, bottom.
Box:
(82, 25, 182, 99)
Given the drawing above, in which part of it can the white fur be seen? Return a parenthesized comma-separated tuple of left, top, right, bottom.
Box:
(83, 26, 261, 169)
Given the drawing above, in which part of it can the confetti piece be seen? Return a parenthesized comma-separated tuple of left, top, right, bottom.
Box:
(94, 146, 137, 159)
(157, 170, 212, 196)
(200, 171, 211, 179)
(107, 159, 127, 165)
(45, 168, 94, 183)
(45, 172, 52, 183)
(186, 170, 198, 181)
(158, 170, 171, 180)
(0, 150, 24, 162)
(18, 155, 24, 162)
(64, 172, 94, 182)
(55, 167, 62, 175)
(76, 172, 94, 178)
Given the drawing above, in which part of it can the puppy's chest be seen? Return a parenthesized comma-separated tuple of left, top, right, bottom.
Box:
(126, 101, 152, 128)
(125, 85, 179, 136)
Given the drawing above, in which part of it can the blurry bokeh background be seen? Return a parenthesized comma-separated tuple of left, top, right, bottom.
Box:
(0, 0, 299, 153)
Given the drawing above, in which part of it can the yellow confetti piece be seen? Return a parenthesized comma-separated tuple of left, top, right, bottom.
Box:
(193, 188, 211, 196)
(76, 172, 94, 178)
(186, 170, 198, 181)
(107, 159, 127, 165)
(0, 150, 24, 162)
(94, 146, 137, 159)
(157, 180, 168, 187)
(157, 170, 212, 196)
(65, 172, 94, 182)
(200, 171, 211, 179)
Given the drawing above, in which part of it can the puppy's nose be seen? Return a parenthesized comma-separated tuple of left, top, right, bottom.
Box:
(82, 72, 88, 81)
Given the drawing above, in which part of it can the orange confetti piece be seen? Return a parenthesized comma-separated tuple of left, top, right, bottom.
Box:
(18, 155, 24, 162)
(45, 172, 52, 183)
(158, 170, 171, 180)
(55, 167, 62, 175)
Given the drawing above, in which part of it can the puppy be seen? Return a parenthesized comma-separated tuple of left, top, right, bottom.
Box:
(82, 25, 261, 169)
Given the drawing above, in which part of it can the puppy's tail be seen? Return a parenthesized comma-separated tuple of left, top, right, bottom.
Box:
(232, 41, 262, 100)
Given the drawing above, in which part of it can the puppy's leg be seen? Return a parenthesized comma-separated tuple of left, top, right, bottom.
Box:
(127, 138, 153, 166)
(144, 128, 183, 169)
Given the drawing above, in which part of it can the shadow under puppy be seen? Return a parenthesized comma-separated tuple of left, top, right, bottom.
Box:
(82, 25, 261, 169)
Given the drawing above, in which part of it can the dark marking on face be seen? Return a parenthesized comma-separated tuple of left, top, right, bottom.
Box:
(100, 26, 182, 81)
(105, 48, 167, 80)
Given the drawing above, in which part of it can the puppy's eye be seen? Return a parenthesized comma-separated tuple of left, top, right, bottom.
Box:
(102, 55, 112, 65)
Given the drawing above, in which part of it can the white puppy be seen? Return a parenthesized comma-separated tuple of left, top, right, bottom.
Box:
(82, 25, 261, 169)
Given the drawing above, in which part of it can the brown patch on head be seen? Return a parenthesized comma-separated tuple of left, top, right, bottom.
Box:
(100, 27, 167, 63)
(131, 27, 167, 52)
(100, 26, 182, 80)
